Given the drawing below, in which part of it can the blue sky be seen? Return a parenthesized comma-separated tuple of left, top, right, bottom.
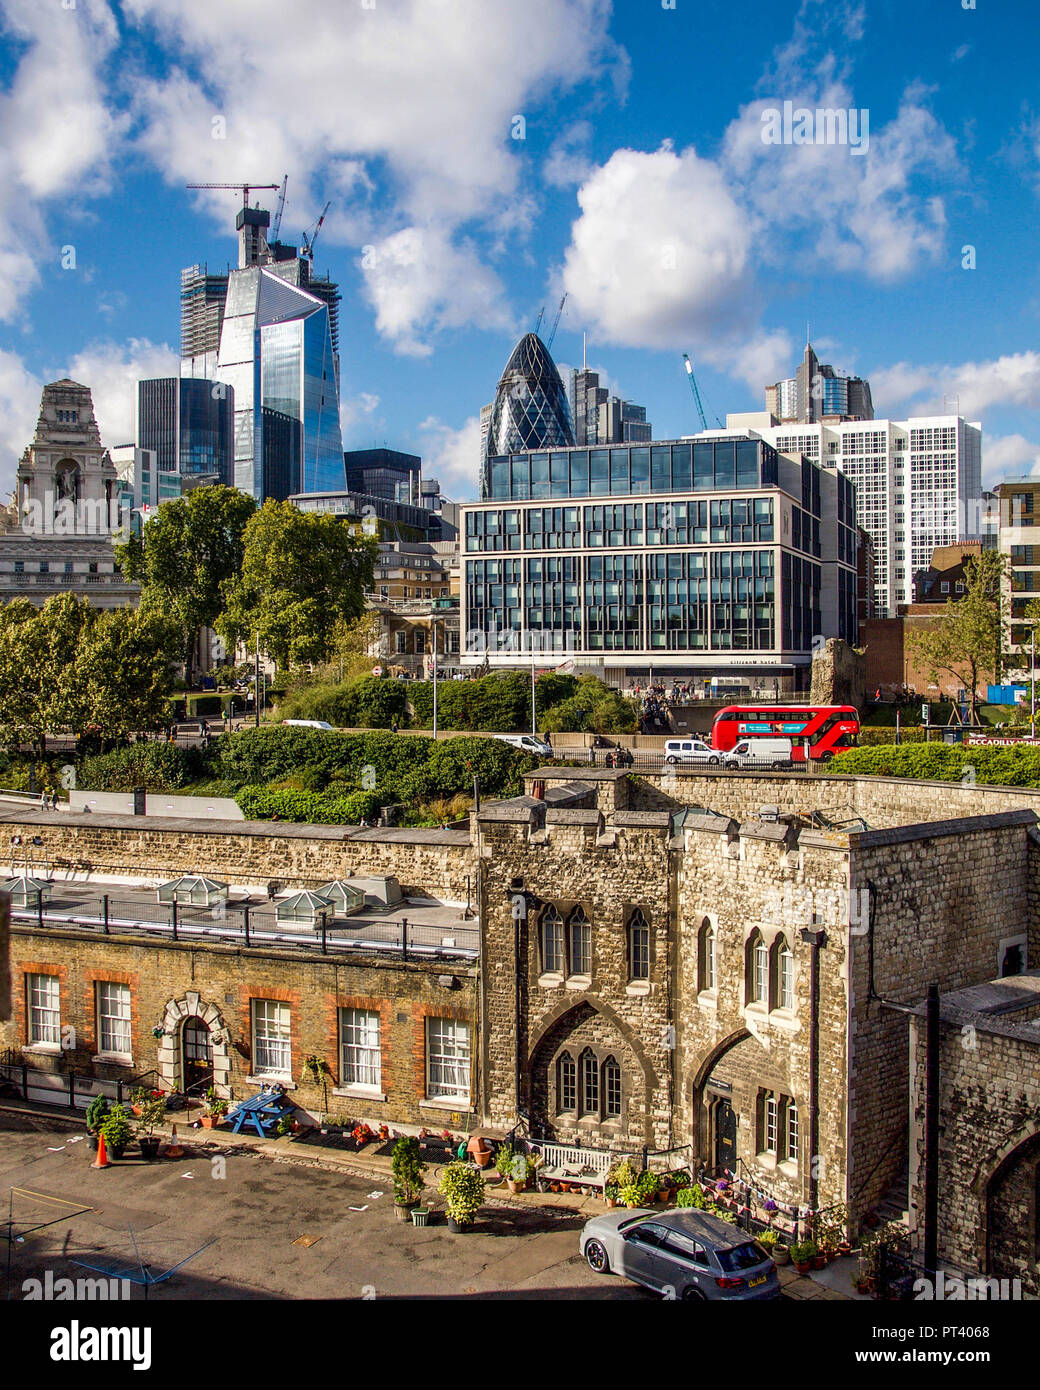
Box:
(2, 0, 1040, 498)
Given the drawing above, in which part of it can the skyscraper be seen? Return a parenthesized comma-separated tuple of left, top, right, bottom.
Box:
(216, 267, 344, 500)
(766, 342, 873, 424)
(344, 448, 421, 505)
(137, 377, 234, 486)
(569, 367, 652, 444)
(482, 332, 574, 493)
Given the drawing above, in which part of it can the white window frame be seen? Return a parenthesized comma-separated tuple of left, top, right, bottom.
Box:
(786, 1101, 799, 1164)
(339, 1007, 381, 1091)
(764, 1093, 778, 1155)
(777, 940, 794, 1011)
(252, 999, 292, 1078)
(27, 974, 60, 1047)
(96, 980, 132, 1058)
(426, 1018, 470, 1102)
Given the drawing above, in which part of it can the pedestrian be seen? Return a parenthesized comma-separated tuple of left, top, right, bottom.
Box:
(391, 718, 399, 734)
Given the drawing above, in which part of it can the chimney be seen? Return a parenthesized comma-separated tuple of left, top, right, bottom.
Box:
(531, 780, 545, 801)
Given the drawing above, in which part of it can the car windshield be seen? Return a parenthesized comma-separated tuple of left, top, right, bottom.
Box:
(717, 1241, 769, 1272)
(617, 1215, 650, 1233)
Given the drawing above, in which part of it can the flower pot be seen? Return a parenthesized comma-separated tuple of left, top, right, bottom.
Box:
(605, 1198, 617, 1209)
(506, 1179, 520, 1194)
(773, 1245, 790, 1266)
(394, 1204, 415, 1222)
(138, 1137, 161, 1162)
(812, 1254, 827, 1269)
(200, 1114, 223, 1129)
(447, 1217, 471, 1233)
(794, 1261, 811, 1275)
(411, 1207, 431, 1227)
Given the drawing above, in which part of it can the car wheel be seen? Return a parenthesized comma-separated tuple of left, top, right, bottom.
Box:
(819, 752, 833, 763)
(585, 1240, 610, 1274)
(708, 755, 720, 766)
(772, 761, 785, 769)
(681, 1285, 707, 1300)
(665, 756, 677, 765)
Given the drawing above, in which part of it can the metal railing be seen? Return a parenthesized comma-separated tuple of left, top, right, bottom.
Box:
(7, 889, 478, 962)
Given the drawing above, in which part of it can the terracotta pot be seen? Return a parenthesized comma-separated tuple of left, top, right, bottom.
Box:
(200, 1114, 222, 1129)
(812, 1254, 827, 1269)
(794, 1261, 811, 1275)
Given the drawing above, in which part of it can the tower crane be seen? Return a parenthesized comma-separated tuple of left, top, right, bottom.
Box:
(185, 181, 280, 206)
(682, 353, 722, 430)
(301, 201, 331, 259)
(534, 305, 545, 336)
(546, 293, 568, 350)
(271, 175, 288, 242)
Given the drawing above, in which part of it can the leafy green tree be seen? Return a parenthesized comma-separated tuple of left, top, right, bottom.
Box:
(217, 501, 377, 670)
(907, 551, 1006, 723)
(0, 595, 94, 752)
(539, 675, 638, 734)
(116, 485, 257, 683)
(76, 606, 180, 740)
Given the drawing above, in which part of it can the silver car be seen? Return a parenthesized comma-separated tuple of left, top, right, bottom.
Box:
(581, 1208, 781, 1301)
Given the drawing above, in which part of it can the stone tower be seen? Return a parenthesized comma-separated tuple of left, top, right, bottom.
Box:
(15, 380, 119, 533)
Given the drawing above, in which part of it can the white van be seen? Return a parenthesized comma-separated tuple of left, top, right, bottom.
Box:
(663, 738, 721, 767)
(282, 719, 335, 731)
(493, 733, 553, 758)
(722, 738, 793, 770)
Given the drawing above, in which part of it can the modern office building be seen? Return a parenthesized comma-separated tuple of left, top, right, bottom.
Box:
(570, 366, 653, 445)
(481, 332, 574, 495)
(215, 267, 343, 501)
(766, 341, 874, 424)
(462, 436, 858, 683)
(137, 377, 234, 486)
(343, 448, 420, 505)
(290, 487, 437, 537)
(110, 445, 181, 523)
(997, 478, 1040, 671)
(726, 414, 983, 616)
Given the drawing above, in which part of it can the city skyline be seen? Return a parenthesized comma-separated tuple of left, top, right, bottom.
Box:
(2, 1, 1040, 504)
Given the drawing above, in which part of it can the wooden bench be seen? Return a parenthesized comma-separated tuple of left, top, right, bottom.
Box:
(528, 1142, 614, 1193)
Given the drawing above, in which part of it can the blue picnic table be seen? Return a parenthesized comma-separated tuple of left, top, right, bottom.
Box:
(227, 1089, 295, 1138)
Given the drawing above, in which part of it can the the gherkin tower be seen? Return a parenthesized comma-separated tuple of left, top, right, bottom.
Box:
(481, 332, 574, 494)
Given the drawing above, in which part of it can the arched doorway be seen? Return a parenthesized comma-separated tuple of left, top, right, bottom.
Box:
(182, 1016, 214, 1094)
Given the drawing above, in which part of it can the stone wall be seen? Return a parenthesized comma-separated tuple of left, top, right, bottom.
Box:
(0, 811, 476, 902)
(1, 923, 476, 1131)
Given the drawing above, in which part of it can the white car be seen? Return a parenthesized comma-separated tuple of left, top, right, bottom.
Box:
(493, 733, 553, 758)
(722, 738, 793, 770)
(663, 738, 721, 767)
(282, 719, 335, 731)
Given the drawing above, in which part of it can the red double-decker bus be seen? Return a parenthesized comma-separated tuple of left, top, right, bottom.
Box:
(710, 705, 860, 763)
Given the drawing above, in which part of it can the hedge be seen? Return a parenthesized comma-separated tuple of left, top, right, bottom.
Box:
(235, 786, 381, 825)
(79, 742, 204, 792)
(830, 743, 1040, 787)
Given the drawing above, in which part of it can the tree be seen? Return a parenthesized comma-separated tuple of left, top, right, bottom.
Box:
(324, 611, 385, 683)
(115, 485, 257, 684)
(217, 501, 377, 670)
(907, 551, 1006, 722)
(76, 606, 181, 739)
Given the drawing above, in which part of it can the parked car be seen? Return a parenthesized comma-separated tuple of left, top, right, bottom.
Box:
(581, 1208, 781, 1301)
(663, 738, 721, 767)
(282, 719, 335, 731)
(492, 733, 553, 758)
(722, 738, 793, 770)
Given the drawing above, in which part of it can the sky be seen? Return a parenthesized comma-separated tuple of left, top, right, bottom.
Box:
(2, 0, 1040, 500)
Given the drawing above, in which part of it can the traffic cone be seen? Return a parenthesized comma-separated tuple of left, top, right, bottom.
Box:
(92, 1131, 111, 1169)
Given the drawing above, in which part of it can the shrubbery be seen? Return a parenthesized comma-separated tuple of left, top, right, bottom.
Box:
(831, 743, 1040, 787)
(79, 742, 204, 792)
(235, 785, 381, 824)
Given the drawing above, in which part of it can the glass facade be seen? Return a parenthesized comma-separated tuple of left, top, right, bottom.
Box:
(483, 333, 574, 489)
(138, 378, 233, 485)
(462, 437, 855, 666)
(484, 437, 776, 502)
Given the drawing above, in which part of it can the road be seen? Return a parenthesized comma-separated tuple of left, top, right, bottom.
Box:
(0, 1110, 647, 1301)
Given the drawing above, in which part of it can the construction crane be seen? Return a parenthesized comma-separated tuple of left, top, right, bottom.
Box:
(185, 181, 280, 207)
(301, 201, 331, 259)
(546, 293, 568, 350)
(271, 175, 288, 242)
(534, 305, 546, 337)
(682, 353, 722, 430)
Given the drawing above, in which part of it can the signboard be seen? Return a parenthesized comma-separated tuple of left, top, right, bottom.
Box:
(964, 734, 1037, 746)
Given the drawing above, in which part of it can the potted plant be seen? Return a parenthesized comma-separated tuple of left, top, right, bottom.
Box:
(773, 1238, 791, 1265)
(135, 1090, 166, 1161)
(790, 1239, 817, 1274)
(352, 1122, 376, 1149)
(507, 1153, 534, 1194)
(604, 1183, 619, 1209)
(301, 1054, 331, 1111)
(86, 1094, 110, 1137)
(99, 1104, 134, 1160)
(438, 1161, 485, 1232)
(636, 1170, 660, 1206)
(201, 1087, 228, 1129)
(391, 1136, 428, 1221)
(757, 1229, 779, 1256)
(493, 1140, 514, 1183)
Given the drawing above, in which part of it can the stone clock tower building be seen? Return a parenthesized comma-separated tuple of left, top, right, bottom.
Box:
(0, 380, 139, 607)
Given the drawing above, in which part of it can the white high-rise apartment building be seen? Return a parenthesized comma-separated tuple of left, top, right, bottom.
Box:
(737, 416, 981, 616)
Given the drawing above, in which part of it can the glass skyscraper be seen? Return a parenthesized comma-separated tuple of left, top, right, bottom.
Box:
(137, 377, 234, 486)
(215, 267, 344, 502)
(482, 333, 574, 495)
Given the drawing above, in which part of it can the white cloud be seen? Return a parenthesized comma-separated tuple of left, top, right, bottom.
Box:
(416, 415, 482, 502)
(360, 226, 513, 357)
(982, 433, 1040, 489)
(562, 143, 753, 351)
(0, 346, 44, 498)
(63, 338, 180, 449)
(122, 0, 626, 349)
(340, 391, 381, 443)
(870, 351, 1040, 419)
(0, 0, 122, 319)
(544, 121, 596, 189)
